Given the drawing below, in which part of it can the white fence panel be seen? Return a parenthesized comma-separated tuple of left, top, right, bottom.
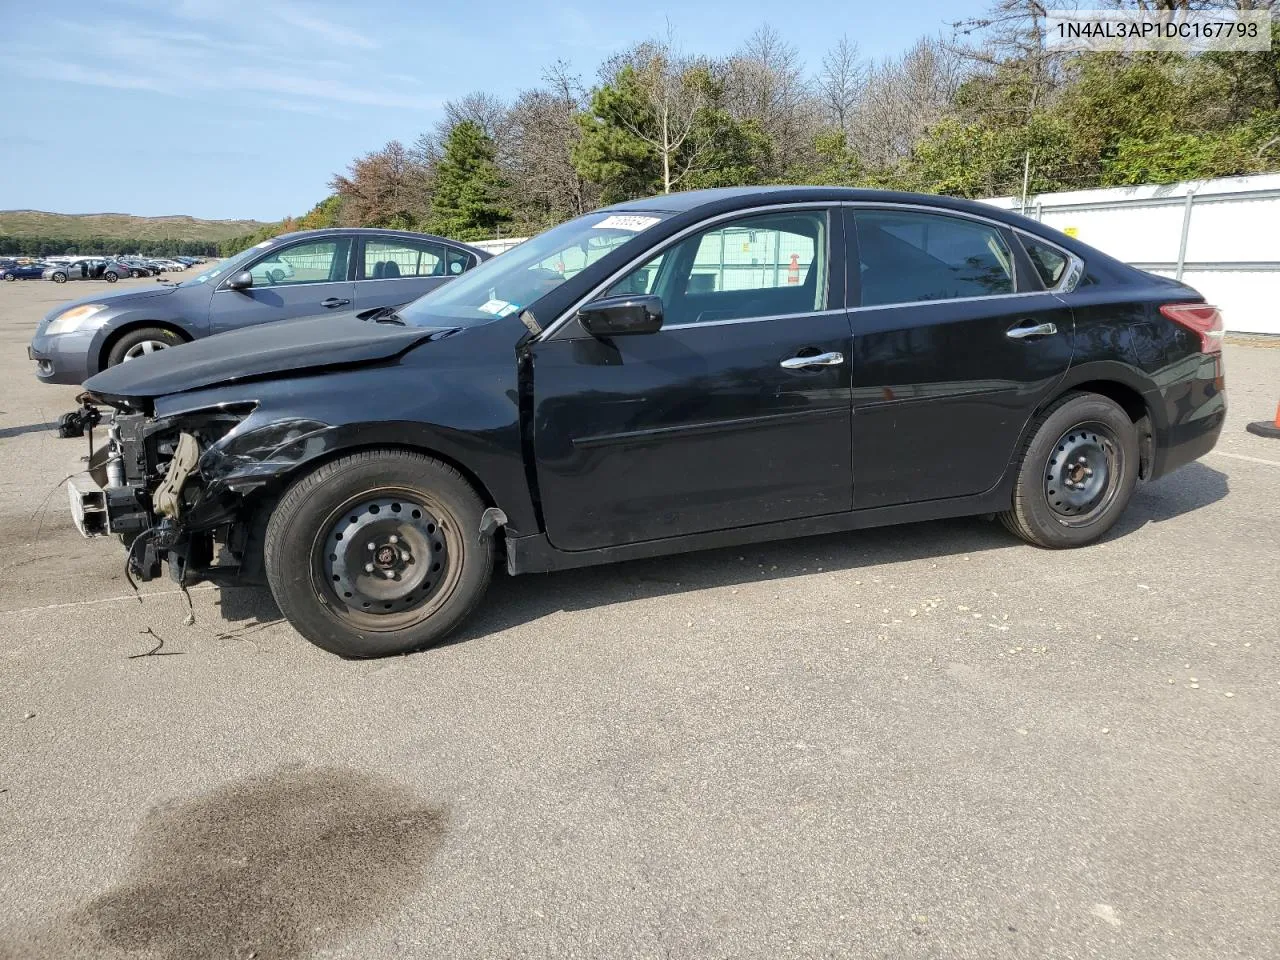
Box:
(987, 173, 1280, 335)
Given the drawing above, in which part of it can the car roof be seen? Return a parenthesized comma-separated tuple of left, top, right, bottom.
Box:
(262, 227, 491, 257)
(600, 185, 1047, 231)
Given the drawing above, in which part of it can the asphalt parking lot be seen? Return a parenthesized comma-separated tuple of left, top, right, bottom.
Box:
(0, 274, 1277, 959)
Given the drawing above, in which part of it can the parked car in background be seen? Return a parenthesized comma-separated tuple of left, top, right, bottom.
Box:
(118, 259, 158, 278)
(63, 187, 1226, 658)
(29, 227, 490, 383)
(2, 262, 51, 281)
(42, 259, 110, 283)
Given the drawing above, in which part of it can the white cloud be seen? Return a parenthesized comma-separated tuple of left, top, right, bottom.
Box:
(273, 4, 379, 50)
(2, 12, 431, 112)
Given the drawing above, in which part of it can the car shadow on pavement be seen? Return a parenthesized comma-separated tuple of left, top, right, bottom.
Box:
(209, 461, 1228, 652)
(0, 420, 57, 440)
(0, 766, 447, 960)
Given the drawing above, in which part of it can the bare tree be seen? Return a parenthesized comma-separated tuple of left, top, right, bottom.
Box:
(600, 33, 719, 194)
(817, 35, 868, 134)
(850, 36, 965, 168)
(329, 140, 431, 228)
(415, 91, 513, 165)
(506, 61, 600, 224)
(723, 24, 817, 175)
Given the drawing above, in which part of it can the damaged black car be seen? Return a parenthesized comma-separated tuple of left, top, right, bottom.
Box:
(68, 187, 1226, 658)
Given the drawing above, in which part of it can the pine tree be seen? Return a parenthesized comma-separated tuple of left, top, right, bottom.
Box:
(427, 121, 511, 240)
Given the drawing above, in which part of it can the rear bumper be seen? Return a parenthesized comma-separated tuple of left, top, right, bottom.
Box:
(1148, 354, 1226, 480)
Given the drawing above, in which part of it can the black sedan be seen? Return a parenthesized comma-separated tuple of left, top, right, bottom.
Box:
(1, 262, 50, 281)
(69, 187, 1225, 658)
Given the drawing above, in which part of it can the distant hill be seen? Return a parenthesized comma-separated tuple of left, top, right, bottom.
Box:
(0, 210, 269, 243)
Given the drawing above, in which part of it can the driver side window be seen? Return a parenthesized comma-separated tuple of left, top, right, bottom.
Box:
(606, 210, 828, 326)
(250, 238, 351, 287)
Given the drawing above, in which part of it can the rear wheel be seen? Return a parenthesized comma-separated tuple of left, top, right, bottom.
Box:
(104, 326, 184, 367)
(1000, 392, 1139, 548)
(105, 271, 119, 283)
(4, 274, 13, 282)
(263, 450, 494, 657)
(129, 269, 142, 278)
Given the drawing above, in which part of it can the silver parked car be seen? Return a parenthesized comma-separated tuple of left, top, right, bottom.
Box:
(42, 259, 136, 283)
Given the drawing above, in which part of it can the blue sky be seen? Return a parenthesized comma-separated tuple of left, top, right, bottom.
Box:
(0, 0, 986, 221)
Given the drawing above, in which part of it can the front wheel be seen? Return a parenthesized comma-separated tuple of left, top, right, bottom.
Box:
(130, 269, 142, 278)
(3, 274, 14, 282)
(105, 326, 183, 366)
(51, 272, 66, 283)
(1000, 392, 1139, 548)
(263, 450, 494, 657)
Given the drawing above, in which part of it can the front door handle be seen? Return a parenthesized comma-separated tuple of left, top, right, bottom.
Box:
(321, 297, 351, 309)
(780, 351, 845, 369)
(1006, 321, 1057, 340)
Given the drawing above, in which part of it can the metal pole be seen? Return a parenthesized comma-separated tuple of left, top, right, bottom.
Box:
(1020, 151, 1031, 215)
(1175, 189, 1197, 281)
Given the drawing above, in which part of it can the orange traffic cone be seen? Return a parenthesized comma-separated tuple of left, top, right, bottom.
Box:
(1246, 401, 1280, 439)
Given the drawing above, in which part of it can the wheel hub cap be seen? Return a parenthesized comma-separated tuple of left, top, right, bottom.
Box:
(323, 497, 448, 614)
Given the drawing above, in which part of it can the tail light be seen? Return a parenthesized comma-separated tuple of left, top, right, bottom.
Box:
(1159, 303, 1223, 354)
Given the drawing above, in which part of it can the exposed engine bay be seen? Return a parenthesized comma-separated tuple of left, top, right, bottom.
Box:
(66, 394, 327, 588)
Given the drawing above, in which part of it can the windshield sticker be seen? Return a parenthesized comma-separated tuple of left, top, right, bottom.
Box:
(478, 298, 519, 317)
(593, 215, 661, 232)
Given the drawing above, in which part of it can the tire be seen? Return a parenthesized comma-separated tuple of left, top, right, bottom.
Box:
(104, 326, 184, 367)
(263, 449, 494, 657)
(130, 269, 142, 278)
(4, 274, 14, 282)
(51, 272, 66, 283)
(1000, 392, 1139, 548)
(105, 271, 119, 283)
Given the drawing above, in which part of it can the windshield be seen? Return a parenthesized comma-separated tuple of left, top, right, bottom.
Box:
(181, 238, 279, 287)
(398, 210, 670, 326)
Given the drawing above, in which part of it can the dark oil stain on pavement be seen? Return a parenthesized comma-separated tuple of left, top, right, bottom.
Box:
(1, 766, 447, 960)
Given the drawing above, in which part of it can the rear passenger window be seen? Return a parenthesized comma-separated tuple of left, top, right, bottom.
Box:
(854, 210, 1015, 307)
(446, 248, 472, 276)
(365, 238, 449, 279)
(1021, 237, 1069, 289)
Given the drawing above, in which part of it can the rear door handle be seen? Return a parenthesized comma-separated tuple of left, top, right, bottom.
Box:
(1006, 321, 1057, 340)
(321, 297, 351, 309)
(780, 351, 844, 369)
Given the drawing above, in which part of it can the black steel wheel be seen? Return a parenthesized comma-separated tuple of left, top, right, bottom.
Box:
(319, 494, 458, 631)
(1042, 422, 1122, 526)
(1000, 392, 1139, 548)
(264, 449, 494, 657)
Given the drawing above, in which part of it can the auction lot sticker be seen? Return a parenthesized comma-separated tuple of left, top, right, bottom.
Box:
(594, 215, 662, 232)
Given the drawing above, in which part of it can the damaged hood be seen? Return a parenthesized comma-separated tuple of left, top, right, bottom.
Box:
(83, 313, 454, 402)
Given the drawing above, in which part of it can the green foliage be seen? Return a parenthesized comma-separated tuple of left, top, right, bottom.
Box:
(573, 67, 665, 202)
(426, 121, 511, 241)
(572, 63, 766, 202)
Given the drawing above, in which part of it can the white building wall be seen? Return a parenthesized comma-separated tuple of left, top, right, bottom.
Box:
(984, 173, 1280, 335)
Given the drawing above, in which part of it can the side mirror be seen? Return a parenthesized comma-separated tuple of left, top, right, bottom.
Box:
(225, 270, 253, 291)
(578, 295, 663, 337)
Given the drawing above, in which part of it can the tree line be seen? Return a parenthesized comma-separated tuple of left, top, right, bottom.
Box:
(0, 235, 222, 257)
(221, 0, 1280, 252)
